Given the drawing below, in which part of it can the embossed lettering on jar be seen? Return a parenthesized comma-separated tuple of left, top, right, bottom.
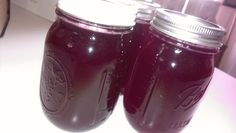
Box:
(124, 9, 226, 133)
(39, 0, 136, 132)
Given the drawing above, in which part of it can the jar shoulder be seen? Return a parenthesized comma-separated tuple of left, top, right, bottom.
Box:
(44, 20, 132, 65)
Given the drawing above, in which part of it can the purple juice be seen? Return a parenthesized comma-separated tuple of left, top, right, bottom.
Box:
(124, 31, 214, 133)
(40, 6, 134, 132)
(124, 8, 225, 133)
(121, 0, 160, 94)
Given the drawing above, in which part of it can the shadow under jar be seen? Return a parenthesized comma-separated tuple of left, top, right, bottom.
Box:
(39, 0, 136, 132)
(124, 9, 226, 133)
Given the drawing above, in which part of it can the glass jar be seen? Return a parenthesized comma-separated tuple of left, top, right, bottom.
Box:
(124, 9, 226, 133)
(133, 0, 160, 45)
(39, 0, 136, 132)
(121, 0, 160, 94)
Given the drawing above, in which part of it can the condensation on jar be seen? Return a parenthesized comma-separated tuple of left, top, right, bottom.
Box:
(124, 8, 226, 133)
(39, 0, 136, 132)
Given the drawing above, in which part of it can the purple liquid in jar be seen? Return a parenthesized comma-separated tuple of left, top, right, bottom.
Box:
(39, 1, 135, 131)
(124, 9, 226, 133)
(121, 1, 160, 94)
(131, 22, 153, 61)
(131, 0, 160, 54)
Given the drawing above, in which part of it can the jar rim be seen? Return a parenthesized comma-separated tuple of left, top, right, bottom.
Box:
(56, 9, 133, 35)
(57, 0, 137, 27)
(151, 8, 226, 49)
(150, 27, 220, 54)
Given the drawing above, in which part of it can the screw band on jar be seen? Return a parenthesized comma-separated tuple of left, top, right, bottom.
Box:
(151, 8, 226, 49)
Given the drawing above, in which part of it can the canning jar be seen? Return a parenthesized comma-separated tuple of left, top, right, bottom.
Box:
(132, 0, 160, 50)
(121, 0, 160, 94)
(39, 0, 136, 132)
(124, 9, 226, 133)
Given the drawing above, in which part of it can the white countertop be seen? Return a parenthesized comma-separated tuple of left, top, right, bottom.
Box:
(0, 4, 236, 133)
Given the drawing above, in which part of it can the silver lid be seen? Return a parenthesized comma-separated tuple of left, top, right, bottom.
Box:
(135, 0, 160, 21)
(151, 8, 226, 48)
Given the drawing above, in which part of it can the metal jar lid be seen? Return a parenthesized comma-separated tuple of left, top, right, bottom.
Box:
(151, 8, 226, 48)
(135, 0, 160, 21)
(104, 0, 160, 21)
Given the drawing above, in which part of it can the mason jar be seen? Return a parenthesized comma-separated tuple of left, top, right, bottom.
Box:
(124, 8, 226, 133)
(39, 0, 136, 131)
(121, 0, 160, 94)
(133, 0, 160, 49)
